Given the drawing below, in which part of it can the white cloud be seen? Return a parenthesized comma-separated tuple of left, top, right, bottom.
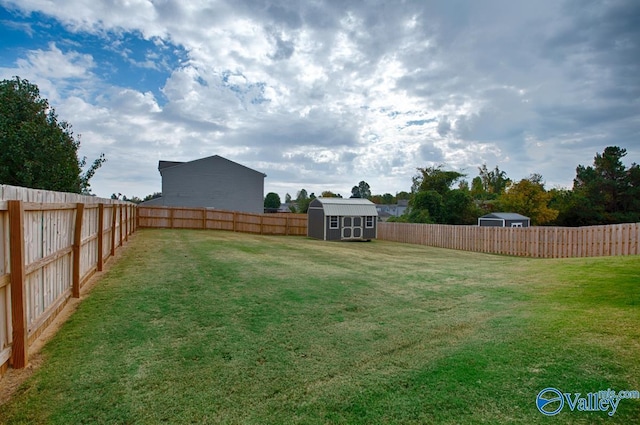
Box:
(1, 0, 638, 198)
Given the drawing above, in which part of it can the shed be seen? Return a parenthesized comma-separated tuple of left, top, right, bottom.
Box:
(478, 212, 530, 228)
(308, 198, 379, 241)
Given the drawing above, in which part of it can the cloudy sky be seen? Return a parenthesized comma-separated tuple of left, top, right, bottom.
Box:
(1, 0, 638, 200)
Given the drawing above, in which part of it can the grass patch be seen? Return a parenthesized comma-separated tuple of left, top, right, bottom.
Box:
(1, 229, 638, 424)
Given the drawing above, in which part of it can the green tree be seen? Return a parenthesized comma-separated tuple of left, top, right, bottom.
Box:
(0, 76, 105, 193)
(295, 189, 312, 213)
(370, 193, 395, 204)
(560, 146, 640, 225)
(143, 192, 162, 202)
(264, 192, 281, 209)
(407, 166, 477, 224)
(321, 191, 341, 198)
(396, 191, 411, 200)
(477, 164, 511, 198)
(350, 181, 371, 199)
(498, 175, 558, 225)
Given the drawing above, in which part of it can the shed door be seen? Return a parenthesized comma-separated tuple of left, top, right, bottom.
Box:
(342, 216, 363, 239)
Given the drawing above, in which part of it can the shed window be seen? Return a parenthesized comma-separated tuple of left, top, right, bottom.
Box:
(329, 216, 339, 229)
(511, 222, 523, 228)
(365, 216, 374, 228)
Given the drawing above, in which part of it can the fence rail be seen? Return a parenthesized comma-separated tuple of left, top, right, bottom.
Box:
(6, 201, 634, 375)
(0, 185, 135, 377)
(137, 206, 307, 236)
(377, 222, 640, 258)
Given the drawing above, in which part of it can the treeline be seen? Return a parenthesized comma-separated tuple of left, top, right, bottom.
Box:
(390, 146, 639, 226)
(272, 184, 411, 214)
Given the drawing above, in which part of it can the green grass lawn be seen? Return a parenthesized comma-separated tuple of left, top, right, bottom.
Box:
(1, 229, 639, 424)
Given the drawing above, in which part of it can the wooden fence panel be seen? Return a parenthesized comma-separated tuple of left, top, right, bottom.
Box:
(0, 204, 10, 371)
(0, 185, 136, 376)
(80, 205, 100, 284)
(22, 207, 75, 335)
(138, 207, 309, 236)
(206, 210, 235, 231)
(378, 222, 640, 259)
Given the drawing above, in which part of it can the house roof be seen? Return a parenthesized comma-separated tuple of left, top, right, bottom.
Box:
(158, 161, 184, 171)
(311, 198, 379, 216)
(480, 212, 530, 220)
(157, 155, 266, 177)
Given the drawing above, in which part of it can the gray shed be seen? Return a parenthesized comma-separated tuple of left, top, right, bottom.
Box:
(308, 198, 378, 241)
(478, 212, 530, 228)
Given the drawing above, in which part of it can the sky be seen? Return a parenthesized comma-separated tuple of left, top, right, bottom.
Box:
(0, 0, 638, 200)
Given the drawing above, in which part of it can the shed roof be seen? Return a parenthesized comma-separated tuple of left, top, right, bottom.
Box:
(312, 198, 379, 216)
(480, 212, 530, 220)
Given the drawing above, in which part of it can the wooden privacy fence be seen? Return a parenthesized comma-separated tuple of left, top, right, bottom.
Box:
(0, 185, 135, 376)
(378, 222, 640, 258)
(137, 206, 307, 236)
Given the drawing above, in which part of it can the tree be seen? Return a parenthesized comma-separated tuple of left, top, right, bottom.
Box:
(396, 191, 411, 200)
(285, 193, 292, 203)
(321, 191, 341, 198)
(264, 192, 281, 209)
(295, 188, 312, 213)
(498, 175, 558, 225)
(370, 193, 395, 204)
(407, 166, 477, 224)
(0, 76, 105, 193)
(350, 180, 371, 199)
(143, 192, 162, 202)
(477, 164, 511, 198)
(562, 146, 640, 225)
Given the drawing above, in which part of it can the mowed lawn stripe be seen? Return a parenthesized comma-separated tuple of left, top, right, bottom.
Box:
(0, 229, 638, 424)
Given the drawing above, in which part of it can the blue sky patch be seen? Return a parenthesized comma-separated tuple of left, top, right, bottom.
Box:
(0, 5, 187, 104)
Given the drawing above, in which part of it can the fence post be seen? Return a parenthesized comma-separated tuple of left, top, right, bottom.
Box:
(72, 203, 84, 298)
(97, 204, 104, 271)
(118, 204, 124, 246)
(111, 204, 117, 257)
(124, 204, 129, 242)
(8, 200, 28, 369)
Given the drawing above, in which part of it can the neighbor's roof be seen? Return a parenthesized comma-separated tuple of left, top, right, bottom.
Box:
(312, 197, 379, 216)
(157, 155, 266, 177)
(480, 212, 530, 220)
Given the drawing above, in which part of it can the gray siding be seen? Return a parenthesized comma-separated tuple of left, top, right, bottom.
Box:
(308, 198, 378, 241)
(308, 206, 325, 239)
(325, 217, 342, 241)
(478, 219, 504, 227)
(159, 156, 265, 213)
(478, 218, 529, 227)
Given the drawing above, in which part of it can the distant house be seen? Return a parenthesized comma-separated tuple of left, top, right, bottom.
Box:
(141, 155, 266, 213)
(375, 199, 408, 221)
(308, 198, 379, 241)
(478, 212, 530, 228)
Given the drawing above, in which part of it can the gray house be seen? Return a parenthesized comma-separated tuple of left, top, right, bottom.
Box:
(142, 155, 266, 213)
(375, 200, 408, 221)
(308, 198, 379, 241)
(478, 212, 530, 228)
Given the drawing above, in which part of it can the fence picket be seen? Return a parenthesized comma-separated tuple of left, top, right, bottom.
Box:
(0, 185, 135, 376)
